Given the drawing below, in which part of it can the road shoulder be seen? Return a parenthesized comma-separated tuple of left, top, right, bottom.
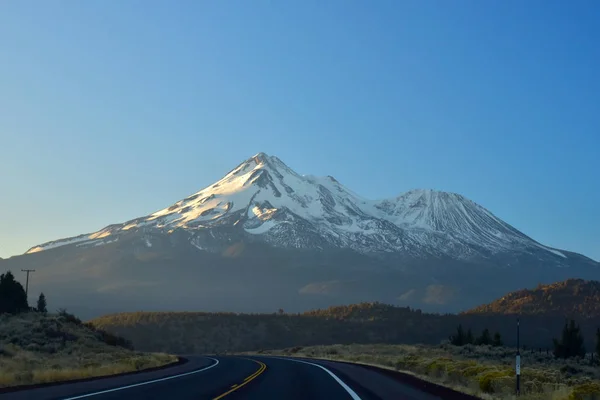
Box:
(255, 355, 482, 400)
(0, 356, 216, 400)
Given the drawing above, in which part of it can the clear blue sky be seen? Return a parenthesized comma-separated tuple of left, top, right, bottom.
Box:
(1, 0, 598, 261)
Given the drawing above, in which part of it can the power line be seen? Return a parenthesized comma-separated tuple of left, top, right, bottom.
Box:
(21, 269, 35, 297)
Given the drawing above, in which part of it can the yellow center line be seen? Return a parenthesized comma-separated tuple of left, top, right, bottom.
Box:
(212, 359, 267, 400)
(242, 362, 265, 382)
(243, 363, 265, 382)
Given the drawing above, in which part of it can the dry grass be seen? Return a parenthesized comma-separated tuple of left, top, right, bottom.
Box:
(246, 344, 600, 400)
(0, 312, 177, 388)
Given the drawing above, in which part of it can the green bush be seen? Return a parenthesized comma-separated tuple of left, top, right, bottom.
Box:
(569, 382, 600, 400)
(461, 363, 489, 377)
(478, 368, 514, 393)
(395, 354, 420, 370)
(426, 358, 452, 376)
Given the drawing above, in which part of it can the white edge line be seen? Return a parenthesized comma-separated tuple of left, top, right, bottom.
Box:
(61, 358, 219, 400)
(272, 356, 361, 400)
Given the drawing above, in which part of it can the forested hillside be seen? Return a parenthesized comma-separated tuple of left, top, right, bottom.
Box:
(90, 302, 600, 354)
(465, 279, 600, 318)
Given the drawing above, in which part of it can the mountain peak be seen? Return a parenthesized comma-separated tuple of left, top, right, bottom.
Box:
(230, 152, 297, 179)
(398, 188, 467, 201)
(251, 152, 271, 164)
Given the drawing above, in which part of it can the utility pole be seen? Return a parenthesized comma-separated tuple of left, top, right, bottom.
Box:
(516, 317, 521, 396)
(21, 269, 35, 297)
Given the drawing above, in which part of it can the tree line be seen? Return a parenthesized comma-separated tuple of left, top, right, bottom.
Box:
(449, 325, 504, 346)
(0, 270, 47, 314)
(551, 319, 600, 361)
(90, 301, 600, 354)
(449, 319, 600, 362)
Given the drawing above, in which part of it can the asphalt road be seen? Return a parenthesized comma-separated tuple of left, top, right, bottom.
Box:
(0, 356, 450, 400)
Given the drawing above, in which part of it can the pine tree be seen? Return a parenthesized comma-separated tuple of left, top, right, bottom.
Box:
(37, 292, 47, 313)
(466, 328, 474, 345)
(553, 319, 585, 359)
(0, 271, 29, 314)
(570, 320, 586, 358)
(450, 324, 466, 346)
(553, 320, 569, 358)
(492, 332, 503, 347)
(596, 328, 600, 360)
(476, 328, 492, 345)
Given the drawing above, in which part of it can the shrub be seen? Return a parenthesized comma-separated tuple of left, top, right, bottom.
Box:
(57, 309, 82, 325)
(569, 382, 600, 400)
(0, 346, 13, 357)
(97, 329, 134, 350)
(561, 365, 583, 376)
(426, 358, 452, 376)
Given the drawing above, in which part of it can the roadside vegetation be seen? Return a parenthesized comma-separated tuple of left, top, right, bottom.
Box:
(92, 299, 600, 399)
(251, 342, 600, 400)
(0, 271, 177, 388)
(7, 270, 600, 397)
(244, 320, 600, 399)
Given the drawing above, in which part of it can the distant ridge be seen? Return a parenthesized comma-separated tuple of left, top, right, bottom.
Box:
(464, 279, 600, 319)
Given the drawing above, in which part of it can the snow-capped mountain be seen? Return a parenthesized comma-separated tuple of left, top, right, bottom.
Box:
(5, 152, 596, 319)
(26, 152, 579, 266)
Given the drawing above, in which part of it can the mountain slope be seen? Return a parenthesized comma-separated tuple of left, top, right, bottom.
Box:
(2, 152, 597, 318)
(464, 279, 600, 319)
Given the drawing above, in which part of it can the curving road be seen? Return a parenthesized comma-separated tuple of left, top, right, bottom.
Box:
(0, 355, 474, 400)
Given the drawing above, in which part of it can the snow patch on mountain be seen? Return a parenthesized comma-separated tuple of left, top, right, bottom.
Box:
(27, 235, 98, 253)
(532, 242, 567, 258)
(246, 220, 278, 234)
